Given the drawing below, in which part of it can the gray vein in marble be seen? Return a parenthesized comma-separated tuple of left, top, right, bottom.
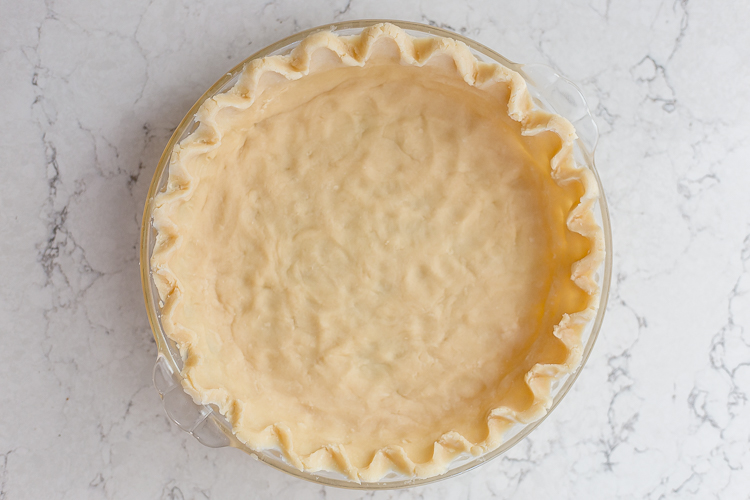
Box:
(668, 0, 690, 61)
(632, 55, 677, 113)
(600, 275, 645, 472)
(0, 450, 12, 500)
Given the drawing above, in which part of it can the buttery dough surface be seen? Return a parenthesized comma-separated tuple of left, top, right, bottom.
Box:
(151, 24, 603, 481)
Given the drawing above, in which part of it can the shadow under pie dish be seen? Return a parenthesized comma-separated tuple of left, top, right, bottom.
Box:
(142, 21, 610, 486)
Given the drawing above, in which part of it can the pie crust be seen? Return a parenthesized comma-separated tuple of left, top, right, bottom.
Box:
(151, 23, 603, 481)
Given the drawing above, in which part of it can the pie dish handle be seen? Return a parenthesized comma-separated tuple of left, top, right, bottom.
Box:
(519, 64, 599, 154)
(152, 354, 233, 448)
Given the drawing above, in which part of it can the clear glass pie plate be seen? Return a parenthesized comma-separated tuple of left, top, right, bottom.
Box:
(139, 19, 613, 490)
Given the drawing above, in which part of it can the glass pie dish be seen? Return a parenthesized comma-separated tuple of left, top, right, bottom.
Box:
(139, 19, 613, 489)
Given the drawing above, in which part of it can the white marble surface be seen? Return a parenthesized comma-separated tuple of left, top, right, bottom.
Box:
(2, 0, 749, 498)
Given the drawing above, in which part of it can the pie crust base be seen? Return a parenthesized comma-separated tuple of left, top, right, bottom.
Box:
(151, 24, 604, 481)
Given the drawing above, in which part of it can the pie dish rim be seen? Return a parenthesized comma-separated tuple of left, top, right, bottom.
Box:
(139, 19, 613, 489)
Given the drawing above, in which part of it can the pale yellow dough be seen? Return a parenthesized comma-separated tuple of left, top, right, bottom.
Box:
(152, 24, 603, 481)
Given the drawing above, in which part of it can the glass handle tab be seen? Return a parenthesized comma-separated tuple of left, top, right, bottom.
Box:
(152, 355, 232, 448)
(520, 63, 599, 154)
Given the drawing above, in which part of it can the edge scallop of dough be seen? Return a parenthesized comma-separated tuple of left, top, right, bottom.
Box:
(150, 23, 605, 483)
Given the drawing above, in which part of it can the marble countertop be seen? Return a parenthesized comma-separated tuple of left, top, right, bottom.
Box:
(2, 0, 749, 498)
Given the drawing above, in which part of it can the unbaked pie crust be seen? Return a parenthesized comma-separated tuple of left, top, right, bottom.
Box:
(151, 23, 603, 481)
